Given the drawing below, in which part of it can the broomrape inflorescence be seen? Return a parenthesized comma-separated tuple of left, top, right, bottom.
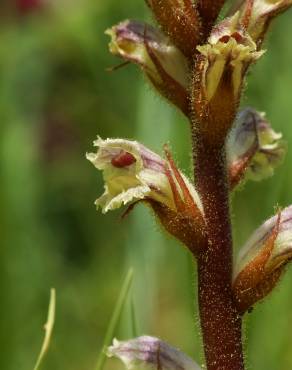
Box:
(87, 1, 292, 369)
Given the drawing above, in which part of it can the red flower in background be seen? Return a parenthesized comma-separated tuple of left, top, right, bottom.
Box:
(16, 0, 43, 14)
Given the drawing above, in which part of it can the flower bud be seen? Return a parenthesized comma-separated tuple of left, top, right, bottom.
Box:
(227, 108, 286, 188)
(107, 336, 201, 370)
(146, 0, 202, 59)
(106, 20, 190, 116)
(239, 0, 292, 47)
(86, 138, 205, 252)
(233, 205, 292, 313)
(192, 13, 264, 143)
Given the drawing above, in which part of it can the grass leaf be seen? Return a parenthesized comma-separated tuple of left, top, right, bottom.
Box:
(33, 288, 56, 370)
(95, 268, 134, 370)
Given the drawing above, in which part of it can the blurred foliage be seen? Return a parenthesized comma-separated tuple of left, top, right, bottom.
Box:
(0, 1, 292, 370)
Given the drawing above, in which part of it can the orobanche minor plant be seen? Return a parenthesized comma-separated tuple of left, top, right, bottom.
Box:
(87, 1, 292, 369)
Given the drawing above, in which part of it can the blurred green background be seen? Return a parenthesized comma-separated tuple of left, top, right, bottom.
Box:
(1, 1, 292, 370)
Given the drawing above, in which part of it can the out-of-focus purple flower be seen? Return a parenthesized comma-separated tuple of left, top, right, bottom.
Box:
(107, 336, 201, 370)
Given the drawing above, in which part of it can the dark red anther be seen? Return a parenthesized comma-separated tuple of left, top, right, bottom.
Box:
(219, 32, 244, 44)
(219, 35, 230, 43)
(231, 32, 244, 43)
(111, 151, 136, 168)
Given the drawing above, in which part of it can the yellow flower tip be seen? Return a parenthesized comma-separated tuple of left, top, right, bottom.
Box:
(197, 27, 264, 102)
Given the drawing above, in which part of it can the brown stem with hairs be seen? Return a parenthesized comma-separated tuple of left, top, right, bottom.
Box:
(197, 0, 226, 39)
(192, 128, 245, 370)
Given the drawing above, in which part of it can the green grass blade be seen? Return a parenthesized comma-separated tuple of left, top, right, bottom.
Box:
(130, 298, 138, 338)
(95, 268, 134, 370)
(33, 288, 56, 370)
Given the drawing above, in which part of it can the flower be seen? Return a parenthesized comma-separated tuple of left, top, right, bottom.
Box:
(86, 137, 205, 252)
(197, 13, 263, 102)
(192, 13, 264, 142)
(239, 0, 292, 47)
(86, 137, 173, 212)
(227, 108, 286, 188)
(233, 205, 292, 313)
(106, 20, 190, 115)
(107, 336, 201, 370)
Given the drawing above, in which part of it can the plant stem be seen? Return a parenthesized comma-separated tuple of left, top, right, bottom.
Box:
(192, 129, 245, 370)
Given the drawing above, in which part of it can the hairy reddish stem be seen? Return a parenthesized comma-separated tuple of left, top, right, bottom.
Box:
(197, 0, 226, 39)
(192, 130, 245, 370)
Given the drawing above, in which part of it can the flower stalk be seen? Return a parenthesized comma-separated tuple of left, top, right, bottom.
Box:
(193, 130, 244, 370)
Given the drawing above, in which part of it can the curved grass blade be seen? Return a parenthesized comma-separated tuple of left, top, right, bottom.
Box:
(33, 288, 56, 370)
(130, 298, 138, 337)
(95, 268, 134, 370)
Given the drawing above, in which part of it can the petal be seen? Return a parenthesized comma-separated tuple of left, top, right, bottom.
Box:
(96, 185, 151, 213)
(107, 336, 201, 370)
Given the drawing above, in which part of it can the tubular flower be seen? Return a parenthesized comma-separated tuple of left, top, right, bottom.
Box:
(107, 336, 201, 370)
(192, 13, 264, 142)
(239, 0, 292, 47)
(227, 108, 286, 188)
(106, 20, 190, 115)
(233, 205, 292, 313)
(197, 13, 263, 102)
(86, 137, 205, 252)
